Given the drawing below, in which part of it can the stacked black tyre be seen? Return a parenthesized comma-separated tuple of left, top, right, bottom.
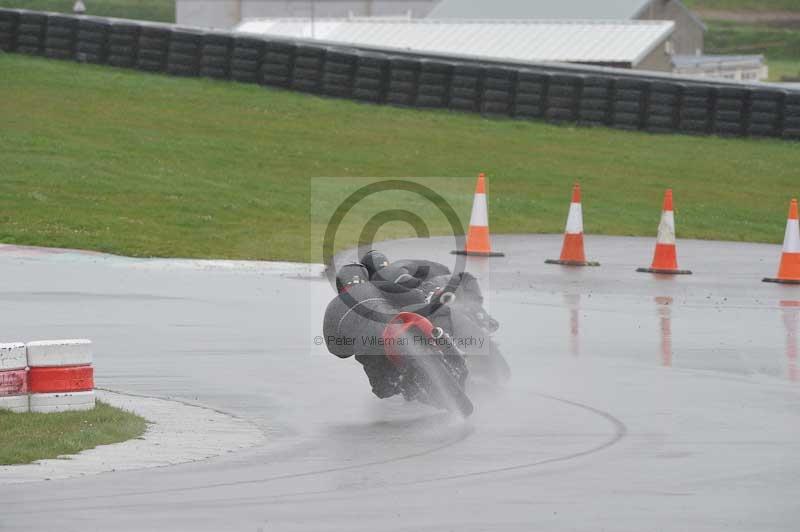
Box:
(679, 85, 713, 134)
(784, 93, 800, 141)
(0, 9, 18, 52)
(0, 9, 19, 52)
(416, 60, 451, 108)
(229, 36, 264, 83)
(321, 48, 355, 98)
(44, 14, 76, 60)
(291, 44, 325, 94)
(15, 11, 46, 56)
(747, 89, 784, 138)
(513, 71, 548, 119)
(645, 81, 681, 133)
(578, 75, 611, 127)
(611, 78, 647, 131)
(166, 28, 203, 77)
(107, 21, 138, 68)
(261, 40, 295, 88)
(545, 74, 581, 124)
(75, 18, 109, 64)
(199, 32, 231, 79)
(136, 25, 169, 72)
(713, 87, 747, 137)
(352, 52, 387, 103)
(386, 57, 419, 106)
(448, 63, 482, 113)
(481, 67, 515, 116)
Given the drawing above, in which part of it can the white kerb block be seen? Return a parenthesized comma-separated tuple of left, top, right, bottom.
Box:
(0, 394, 29, 413)
(29, 391, 96, 413)
(26, 339, 92, 367)
(0, 343, 27, 371)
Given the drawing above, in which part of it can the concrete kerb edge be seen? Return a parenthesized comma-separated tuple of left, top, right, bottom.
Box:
(0, 388, 266, 485)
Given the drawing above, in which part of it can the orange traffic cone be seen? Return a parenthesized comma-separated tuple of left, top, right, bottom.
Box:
(763, 198, 800, 284)
(452, 173, 504, 257)
(637, 189, 692, 275)
(545, 183, 599, 267)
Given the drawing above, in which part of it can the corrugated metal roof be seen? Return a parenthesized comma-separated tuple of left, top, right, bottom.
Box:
(235, 19, 674, 65)
(428, 0, 653, 20)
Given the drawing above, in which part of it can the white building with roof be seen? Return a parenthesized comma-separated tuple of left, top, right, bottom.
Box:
(428, 0, 704, 55)
(178, 0, 703, 57)
(235, 18, 676, 71)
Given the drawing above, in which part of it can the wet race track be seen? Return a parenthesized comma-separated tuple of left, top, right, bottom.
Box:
(1, 235, 799, 531)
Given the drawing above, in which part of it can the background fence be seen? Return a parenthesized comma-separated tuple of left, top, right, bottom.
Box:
(1, 8, 798, 141)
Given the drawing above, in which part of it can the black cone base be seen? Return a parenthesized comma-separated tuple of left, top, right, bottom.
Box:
(763, 277, 800, 284)
(451, 250, 505, 257)
(545, 259, 600, 267)
(636, 267, 692, 275)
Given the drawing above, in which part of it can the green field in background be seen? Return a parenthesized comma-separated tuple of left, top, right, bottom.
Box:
(685, 0, 800, 11)
(0, 54, 797, 262)
(0, 0, 173, 22)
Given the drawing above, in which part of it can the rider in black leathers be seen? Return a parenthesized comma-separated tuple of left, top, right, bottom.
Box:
(331, 250, 506, 401)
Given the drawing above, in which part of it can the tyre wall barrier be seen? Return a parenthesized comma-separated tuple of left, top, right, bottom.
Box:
(292, 44, 325, 94)
(75, 18, 110, 64)
(545, 74, 581, 124)
(482, 67, 516, 116)
(167, 28, 203, 77)
(136, 25, 169, 73)
(260, 40, 294, 88)
(199, 32, 232, 79)
(230, 36, 264, 84)
(107, 21, 138, 68)
(44, 14, 77, 60)
(0, 8, 796, 142)
(449, 63, 482, 113)
(578, 75, 611, 127)
(352, 52, 388, 103)
(416, 59, 451, 109)
(0, 9, 19, 52)
(713, 86, 747, 137)
(15, 11, 46, 56)
(514, 70, 549, 119)
(321, 48, 356, 98)
(785, 93, 800, 140)
(612, 78, 648, 131)
(26, 339, 95, 413)
(386, 56, 420, 106)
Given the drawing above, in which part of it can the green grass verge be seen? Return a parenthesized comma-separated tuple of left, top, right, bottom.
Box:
(0, 0, 174, 22)
(0, 54, 798, 263)
(0, 400, 147, 465)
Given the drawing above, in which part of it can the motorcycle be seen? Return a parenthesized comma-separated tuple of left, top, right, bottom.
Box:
(385, 260, 511, 385)
(323, 280, 475, 416)
(382, 312, 473, 417)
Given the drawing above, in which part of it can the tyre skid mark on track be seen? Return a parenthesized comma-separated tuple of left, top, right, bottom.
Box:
(6, 415, 475, 511)
(5, 393, 625, 514)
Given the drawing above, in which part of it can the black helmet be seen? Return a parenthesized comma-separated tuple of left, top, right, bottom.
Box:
(335, 263, 369, 293)
(361, 250, 390, 278)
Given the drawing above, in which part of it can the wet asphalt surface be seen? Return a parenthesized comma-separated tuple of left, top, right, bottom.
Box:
(0, 235, 798, 532)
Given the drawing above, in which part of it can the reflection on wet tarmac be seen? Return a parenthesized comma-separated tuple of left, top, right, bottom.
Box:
(655, 296, 673, 367)
(780, 301, 799, 382)
(564, 293, 581, 357)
